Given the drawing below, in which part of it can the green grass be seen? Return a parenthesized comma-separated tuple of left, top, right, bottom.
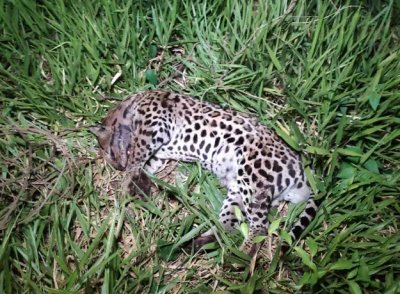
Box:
(1, 0, 400, 292)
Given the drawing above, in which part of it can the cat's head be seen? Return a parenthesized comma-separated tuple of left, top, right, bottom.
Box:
(90, 124, 133, 171)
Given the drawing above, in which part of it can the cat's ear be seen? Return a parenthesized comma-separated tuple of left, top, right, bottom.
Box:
(89, 124, 112, 141)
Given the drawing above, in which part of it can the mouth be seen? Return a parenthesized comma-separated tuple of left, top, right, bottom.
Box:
(113, 163, 126, 171)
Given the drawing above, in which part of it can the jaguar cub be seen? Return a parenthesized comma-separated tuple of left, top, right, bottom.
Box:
(91, 90, 317, 259)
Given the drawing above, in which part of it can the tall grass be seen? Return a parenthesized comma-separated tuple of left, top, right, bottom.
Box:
(0, 0, 399, 292)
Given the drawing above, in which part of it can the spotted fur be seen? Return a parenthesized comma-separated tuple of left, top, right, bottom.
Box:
(90, 90, 318, 257)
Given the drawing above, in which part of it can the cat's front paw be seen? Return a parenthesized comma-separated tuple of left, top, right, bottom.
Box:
(127, 171, 152, 198)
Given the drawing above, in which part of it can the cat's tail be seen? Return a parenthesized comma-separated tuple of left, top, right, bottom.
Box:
(281, 195, 318, 254)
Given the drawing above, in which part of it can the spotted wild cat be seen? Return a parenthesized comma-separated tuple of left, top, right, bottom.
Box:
(90, 90, 317, 259)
